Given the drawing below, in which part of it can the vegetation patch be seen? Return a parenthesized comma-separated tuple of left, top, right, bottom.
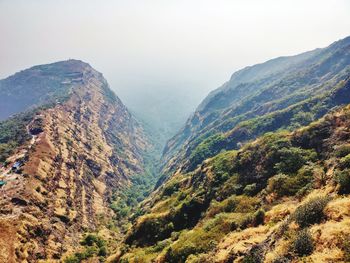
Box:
(0, 111, 35, 162)
(293, 196, 330, 228)
(64, 234, 107, 263)
(336, 169, 350, 194)
(293, 229, 314, 256)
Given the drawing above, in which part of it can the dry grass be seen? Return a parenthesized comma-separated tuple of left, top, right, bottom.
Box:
(306, 248, 344, 262)
(214, 225, 270, 262)
(264, 238, 291, 263)
(325, 197, 350, 221)
(264, 200, 297, 224)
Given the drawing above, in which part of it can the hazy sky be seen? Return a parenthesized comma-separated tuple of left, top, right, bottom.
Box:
(1, 0, 350, 137)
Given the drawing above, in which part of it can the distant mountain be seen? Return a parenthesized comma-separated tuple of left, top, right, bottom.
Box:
(0, 60, 149, 262)
(162, 36, 350, 176)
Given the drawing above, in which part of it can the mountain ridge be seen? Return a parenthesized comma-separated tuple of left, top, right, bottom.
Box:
(0, 60, 151, 262)
(1, 36, 350, 263)
(161, 35, 350, 178)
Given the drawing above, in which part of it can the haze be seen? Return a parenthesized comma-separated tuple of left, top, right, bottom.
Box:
(1, 0, 349, 143)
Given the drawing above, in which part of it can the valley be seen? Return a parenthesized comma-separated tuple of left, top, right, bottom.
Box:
(0, 36, 350, 263)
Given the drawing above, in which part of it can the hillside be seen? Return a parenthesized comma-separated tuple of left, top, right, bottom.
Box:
(113, 36, 350, 263)
(162, 36, 350, 177)
(1, 36, 350, 263)
(120, 102, 350, 263)
(0, 60, 150, 262)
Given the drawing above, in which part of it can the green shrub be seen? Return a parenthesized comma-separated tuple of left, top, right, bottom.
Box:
(98, 245, 107, 256)
(218, 175, 241, 198)
(223, 196, 238, 213)
(267, 168, 312, 197)
(293, 197, 329, 228)
(162, 181, 180, 197)
(65, 234, 107, 262)
(234, 196, 260, 213)
(253, 209, 265, 226)
(0, 111, 35, 162)
(267, 174, 291, 196)
(206, 197, 237, 218)
(126, 214, 174, 246)
(164, 227, 221, 263)
(152, 239, 172, 252)
(293, 229, 314, 256)
(242, 246, 263, 263)
(243, 183, 257, 196)
(81, 234, 105, 248)
(238, 214, 254, 229)
(188, 134, 226, 171)
(64, 256, 80, 263)
(340, 154, 350, 169)
(290, 111, 314, 129)
(274, 147, 316, 175)
(336, 169, 350, 194)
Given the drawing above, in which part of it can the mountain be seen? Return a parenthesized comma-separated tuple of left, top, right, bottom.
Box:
(114, 36, 350, 262)
(162, 36, 350, 177)
(120, 95, 350, 263)
(0, 60, 150, 262)
(2, 36, 350, 263)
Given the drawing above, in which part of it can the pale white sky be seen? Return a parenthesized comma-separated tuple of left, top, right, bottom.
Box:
(0, 0, 349, 131)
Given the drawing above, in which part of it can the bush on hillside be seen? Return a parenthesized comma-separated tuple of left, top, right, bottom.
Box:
(340, 154, 350, 168)
(293, 229, 314, 256)
(162, 181, 180, 197)
(64, 234, 107, 263)
(253, 209, 265, 226)
(293, 197, 329, 228)
(164, 227, 221, 263)
(290, 111, 315, 129)
(267, 166, 313, 197)
(242, 246, 264, 263)
(243, 183, 258, 196)
(274, 147, 317, 175)
(188, 134, 226, 171)
(336, 169, 350, 194)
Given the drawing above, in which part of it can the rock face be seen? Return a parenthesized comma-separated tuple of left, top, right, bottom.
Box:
(0, 60, 149, 262)
(162, 36, 350, 177)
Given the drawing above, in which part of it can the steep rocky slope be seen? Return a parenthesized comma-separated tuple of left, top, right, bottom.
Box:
(121, 102, 350, 263)
(0, 60, 149, 262)
(115, 36, 350, 263)
(162, 36, 350, 176)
